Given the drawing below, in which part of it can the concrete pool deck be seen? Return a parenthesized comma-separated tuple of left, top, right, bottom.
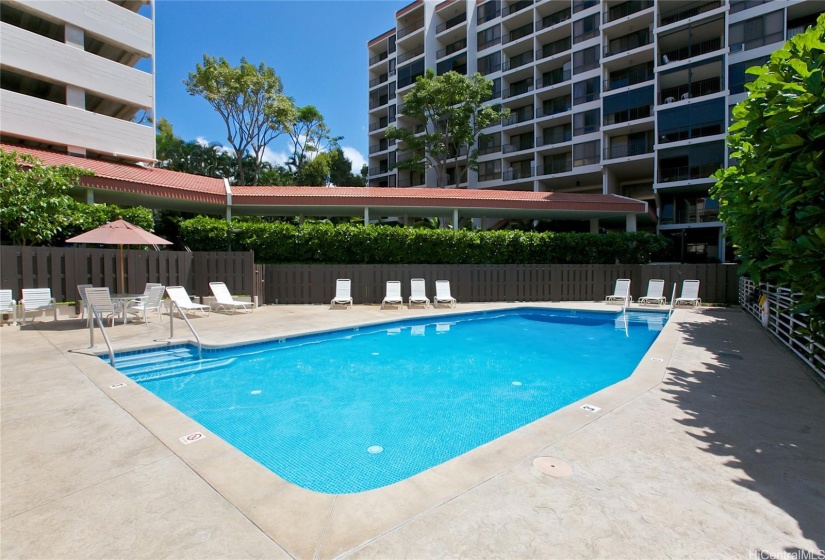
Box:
(1, 302, 823, 559)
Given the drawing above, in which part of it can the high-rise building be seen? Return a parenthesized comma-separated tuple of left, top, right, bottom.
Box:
(367, 0, 824, 262)
(0, 0, 156, 163)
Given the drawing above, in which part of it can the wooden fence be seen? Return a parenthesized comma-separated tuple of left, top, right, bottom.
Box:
(0, 246, 738, 306)
(259, 263, 740, 305)
(0, 246, 257, 305)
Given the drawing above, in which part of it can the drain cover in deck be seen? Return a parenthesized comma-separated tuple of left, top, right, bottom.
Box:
(533, 457, 572, 477)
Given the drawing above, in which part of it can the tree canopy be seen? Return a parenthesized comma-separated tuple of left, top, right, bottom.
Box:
(184, 56, 297, 186)
(710, 14, 825, 317)
(287, 105, 342, 176)
(386, 70, 509, 188)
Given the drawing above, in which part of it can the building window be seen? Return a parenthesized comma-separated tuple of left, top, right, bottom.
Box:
(573, 139, 600, 166)
(657, 98, 725, 143)
(573, 13, 599, 44)
(477, 0, 501, 24)
(728, 56, 769, 94)
(477, 25, 501, 51)
(437, 53, 468, 75)
(572, 45, 599, 74)
(397, 59, 425, 89)
(572, 0, 598, 14)
(573, 77, 600, 104)
(729, 10, 784, 53)
(573, 109, 600, 136)
(478, 159, 502, 181)
(478, 51, 502, 75)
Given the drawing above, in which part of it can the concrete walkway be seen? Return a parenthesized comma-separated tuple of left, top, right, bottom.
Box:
(1, 304, 823, 559)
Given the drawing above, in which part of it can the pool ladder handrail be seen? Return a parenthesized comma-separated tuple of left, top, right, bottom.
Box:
(88, 303, 116, 366)
(167, 300, 202, 360)
(668, 283, 677, 317)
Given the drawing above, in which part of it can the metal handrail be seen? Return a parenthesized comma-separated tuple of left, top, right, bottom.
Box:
(168, 300, 202, 360)
(668, 283, 677, 318)
(88, 304, 116, 366)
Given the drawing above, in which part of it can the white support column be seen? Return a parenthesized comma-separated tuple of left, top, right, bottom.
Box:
(224, 179, 232, 221)
(453, 209, 459, 231)
(86, 189, 94, 204)
(625, 213, 637, 232)
(364, 207, 370, 224)
(590, 218, 600, 233)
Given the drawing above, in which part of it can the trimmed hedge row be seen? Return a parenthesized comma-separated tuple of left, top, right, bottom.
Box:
(179, 216, 670, 264)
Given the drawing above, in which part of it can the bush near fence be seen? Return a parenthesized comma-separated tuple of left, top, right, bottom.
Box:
(179, 217, 670, 265)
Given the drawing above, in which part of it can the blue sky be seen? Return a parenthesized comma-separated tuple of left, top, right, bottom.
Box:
(154, 0, 410, 173)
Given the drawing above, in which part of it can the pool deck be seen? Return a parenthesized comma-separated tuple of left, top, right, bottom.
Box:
(1, 302, 823, 559)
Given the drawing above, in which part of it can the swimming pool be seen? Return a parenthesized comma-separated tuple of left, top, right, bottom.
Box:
(113, 308, 667, 494)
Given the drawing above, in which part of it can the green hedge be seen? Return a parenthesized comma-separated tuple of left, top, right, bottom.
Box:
(179, 216, 669, 264)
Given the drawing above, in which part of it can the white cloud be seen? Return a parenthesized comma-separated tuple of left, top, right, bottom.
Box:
(262, 146, 290, 166)
(194, 136, 209, 147)
(341, 146, 366, 175)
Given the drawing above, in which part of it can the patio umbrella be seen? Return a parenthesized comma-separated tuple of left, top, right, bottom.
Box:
(66, 219, 172, 293)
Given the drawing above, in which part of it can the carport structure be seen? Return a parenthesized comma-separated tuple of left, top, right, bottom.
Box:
(3, 143, 654, 231)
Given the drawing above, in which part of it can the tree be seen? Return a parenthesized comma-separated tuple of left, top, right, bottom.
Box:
(711, 14, 825, 318)
(328, 149, 366, 187)
(184, 55, 296, 186)
(0, 150, 89, 246)
(386, 70, 509, 188)
(286, 105, 342, 175)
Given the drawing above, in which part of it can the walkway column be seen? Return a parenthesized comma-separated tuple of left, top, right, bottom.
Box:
(590, 218, 599, 233)
(625, 213, 637, 232)
(364, 207, 370, 224)
(453, 209, 459, 231)
(86, 189, 94, 204)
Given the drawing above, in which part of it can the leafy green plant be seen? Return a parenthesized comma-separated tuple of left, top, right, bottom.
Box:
(711, 14, 825, 317)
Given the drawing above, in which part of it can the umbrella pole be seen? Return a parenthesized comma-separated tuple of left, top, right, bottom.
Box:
(119, 245, 124, 294)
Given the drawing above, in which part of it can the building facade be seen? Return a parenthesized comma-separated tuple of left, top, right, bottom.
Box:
(367, 0, 823, 262)
(0, 0, 155, 163)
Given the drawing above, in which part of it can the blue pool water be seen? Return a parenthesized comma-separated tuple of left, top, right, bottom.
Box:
(112, 308, 667, 494)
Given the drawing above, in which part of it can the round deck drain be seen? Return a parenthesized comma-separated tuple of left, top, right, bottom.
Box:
(533, 456, 572, 477)
(367, 445, 383, 454)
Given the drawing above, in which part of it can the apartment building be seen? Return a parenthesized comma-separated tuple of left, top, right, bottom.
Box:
(0, 0, 155, 163)
(367, 0, 823, 262)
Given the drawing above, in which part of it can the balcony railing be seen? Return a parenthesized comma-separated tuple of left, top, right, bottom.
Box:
(660, 0, 722, 27)
(536, 128, 572, 146)
(503, 51, 534, 72)
(397, 177, 425, 187)
(369, 96, 390, 110)
(397, 19, 424, 40)
(437, 38, 467, 59)
(536, 7, 571, 31)
(503, 22, 533, 44)
(659, 208, 720, 225)
(536, 160, 572, 175)
(536, 37, 571, 61)
(658, 162, 722, 182)
(660, 76, 722, 104)
(477, 171, 501, 182)
(604, 139, 654, 159)
(503, 141, 534, 153)
(659, 121, 724, 144)
(478, 143, 502, 155)
(369, 120, 389, 132)
(603, 104, 652, 125)
(536, 69, 571, 89)
(369, 74, 388, 88)
(503, 166, 535, 181)
(436, 13, 466, 34)
(502, 109, 534, 126)
(502, 0, 532, 18)
(536, 98, 571, 118)
(397, 44, 425, 64)
(369, 51, 389, 66)
(604, 64, 654, 91)
(479, 61, 502, 75)
(368, 166, 391, 175)
(661, 37, 722, 64)
(478, 35, 502, 51)
(729, 31, 785, 54)
(369, 143, 390, 154)
(503, 82, 534, 99)
(604, 30, 652, 57)
(604, 0, 653, 24)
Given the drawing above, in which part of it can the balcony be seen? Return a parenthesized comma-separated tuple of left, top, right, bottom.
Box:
(661, 37, 722, 64)
(397, 177, 425, 187)
(397, 44, 424, 64)
(369, 141, 390, 154)
(397, 19, 424, 40)
(478, 143, 502, 155)
(604, 29, 652, 58)
(437, 38, 467, 59)
(503, 108, 534, 126)
(536, 97, 572, 118)
(536, 68, 571, 89)
(659, 1, 722, 27)
(604, 0, 653, 24)
(478, 171, 501, 182)
(658, 162, 722, 183)
(369, 96, 389, 110)
(604, 138, 654, 159)
(503, 51, 534, 72)
(368, 165, 391, 175)
(536, 159, 572, 175)
(503, 82, 534, 99)
(369, 50, 389, 66)
(537, 127, 572, 146)
(503, 140, 534, 153)
(369, 118, 390, 132)
(659, 120, 724, 144)
(503, 167, 534, 181)
(436, 13, 466, 34)
(604, 104, 652, 125)
(502, 0, 533, 18)
(659, 209, 720, 225)
(604, 62, 654, 91)
(369, 74, 389, 88)
(660, 76, 722, 104)
(536, 7, 571, 31)
(536, 37, 571, 61)
(503, 22, 534, 44)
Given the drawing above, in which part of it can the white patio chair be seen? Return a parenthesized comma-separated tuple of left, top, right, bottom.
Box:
(330, 279, 353, 309)
(638, 279, 667, 306)
(433, 280, 456, 308)
(674, 280, 701, 307)
(0, 289, 17, 325)
(605, 279, 631, 306)
(77, 284, 93, 321)
(381, 281, 404, 309)
(125, 285, 165, 323)
(409, 278, 430, 308)
(209, 282, 252, 313)
(20, 288, 57, 324)
(165, 286, 210, 317)
(84, 287, 121, 327)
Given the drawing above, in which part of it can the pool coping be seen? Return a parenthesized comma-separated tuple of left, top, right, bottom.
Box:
(69, 302, 685, 559)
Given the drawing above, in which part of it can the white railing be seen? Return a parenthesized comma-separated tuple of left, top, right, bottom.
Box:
(88, 304, 116, 366)
(167, 300, 202, 360)
(739, 277, 824, 381)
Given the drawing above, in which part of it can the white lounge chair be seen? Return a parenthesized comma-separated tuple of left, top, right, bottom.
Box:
(330, 279, 353, 309)
(77, 284, 93, 321)
(674, 280, 701, 307)
(125, 285, 166, 323)
(381, 281, 404, 309)
(605, 279, 632, 306)
(165, 286, 210, 317)
(0, 289, 17, 325)
(20, 288, 57, 324)
(638, 279, 667, 306)
(84, 287, 121, 326)
(209, 282, 252, 313)
(433, 280, 456, 308)
(409, 278, 430, 308)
